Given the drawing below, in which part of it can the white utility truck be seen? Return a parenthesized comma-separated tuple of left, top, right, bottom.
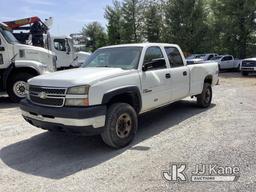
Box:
(20, 43, 219, 148)
(47, 36, 90, 69)
(4, 17, 90, 69)
(0, 23, 56, 102)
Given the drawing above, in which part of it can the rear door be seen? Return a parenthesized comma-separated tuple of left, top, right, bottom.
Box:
(140, 46, 171, 111)
(164, 47, 190, 101)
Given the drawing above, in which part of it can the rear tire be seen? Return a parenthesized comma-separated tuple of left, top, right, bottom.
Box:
(7, 73, 34, 103)
(197, 83, 212, 108)
(242, 71, 249, 76)
(101, 103, 138, 149)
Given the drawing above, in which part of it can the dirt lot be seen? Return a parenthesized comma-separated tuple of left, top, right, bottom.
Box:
(0, 72, 255, 192)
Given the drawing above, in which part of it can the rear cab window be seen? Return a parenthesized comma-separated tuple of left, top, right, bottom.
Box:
(164, 47, 184, 68)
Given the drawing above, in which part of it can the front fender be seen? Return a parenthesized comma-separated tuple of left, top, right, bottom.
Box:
(14, 60, 48, 75)
(102, 86, 142, 112)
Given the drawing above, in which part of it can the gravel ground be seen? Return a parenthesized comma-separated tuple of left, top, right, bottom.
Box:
(0, 72, 255, 192)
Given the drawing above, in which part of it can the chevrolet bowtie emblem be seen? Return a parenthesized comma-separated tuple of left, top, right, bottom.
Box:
(38, 92, 47, 99)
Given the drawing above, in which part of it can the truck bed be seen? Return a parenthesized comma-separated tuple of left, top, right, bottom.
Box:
(188, 62, 219, 96)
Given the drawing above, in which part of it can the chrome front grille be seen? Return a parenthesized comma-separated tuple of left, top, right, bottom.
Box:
(242, 61, 256, 67)
(29, 85, 67, 107)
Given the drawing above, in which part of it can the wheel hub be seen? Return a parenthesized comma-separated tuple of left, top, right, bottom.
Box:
(116, 113, 132, 139)
(13, 81, 27, 98)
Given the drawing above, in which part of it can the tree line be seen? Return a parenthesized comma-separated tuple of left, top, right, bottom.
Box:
(82, 0, 256, 59)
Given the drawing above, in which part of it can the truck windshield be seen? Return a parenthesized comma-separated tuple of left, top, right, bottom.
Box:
(211, 56, 222, 60)
(0, 28, 19, 44)
(82, 47, 142, 70)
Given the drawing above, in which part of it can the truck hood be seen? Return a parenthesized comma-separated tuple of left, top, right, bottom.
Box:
(15, 43, 54, 55)
(243, 58, 256, 61)
(29, 67, 135, 87)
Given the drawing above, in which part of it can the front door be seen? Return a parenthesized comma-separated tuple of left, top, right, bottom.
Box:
(221, 56, 233, 69)
(140, 46, 171, 111)
(0, 34, 11, 69)
(52, 38, 73, 68)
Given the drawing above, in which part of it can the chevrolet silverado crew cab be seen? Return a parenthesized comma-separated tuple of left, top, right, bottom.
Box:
(20, 43, 219, 148)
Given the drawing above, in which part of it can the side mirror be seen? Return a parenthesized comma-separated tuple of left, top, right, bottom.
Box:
(142, 58, 166, 72)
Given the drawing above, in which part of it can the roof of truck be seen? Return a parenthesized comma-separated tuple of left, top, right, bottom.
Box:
(100, 43, 179, 49)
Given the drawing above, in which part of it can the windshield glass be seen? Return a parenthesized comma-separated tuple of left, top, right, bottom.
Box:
(82, 47, 142, 70)
(0, 28, 19, 44)
(211, 56, 222, 60)
(195, 54, 206, 59)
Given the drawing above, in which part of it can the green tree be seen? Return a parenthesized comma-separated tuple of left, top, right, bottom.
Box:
(121, 0, 143, 43)
(105, 1, 122, 45)
(82, 22, 107, 51)
(164, 0, 209, 53)
(144, 2, 163, 42)
(211, 0, 256, 58)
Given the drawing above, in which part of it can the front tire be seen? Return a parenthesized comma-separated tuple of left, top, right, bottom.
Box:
(7, 73, 34, 103)
(101, 103, 138, 149)
(197, 83, 212, 108)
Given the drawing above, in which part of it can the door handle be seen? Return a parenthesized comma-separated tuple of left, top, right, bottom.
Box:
(165, 73, 171, 79)
(143, 89, 152, 93)
(183, 71, 187, 76)
(0, 47, 5, 52)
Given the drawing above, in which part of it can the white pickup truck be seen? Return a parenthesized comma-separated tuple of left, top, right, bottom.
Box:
(20, 43, 219, 148)
(240, 58, 256, 76)
(210, 55, 241, 70)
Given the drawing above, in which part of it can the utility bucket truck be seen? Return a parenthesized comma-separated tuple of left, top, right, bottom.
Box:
(0, 22, 56, 102)
(4, 17, 90, 70)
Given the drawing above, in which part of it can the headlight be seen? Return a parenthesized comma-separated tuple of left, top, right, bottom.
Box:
(67, 85, 90, 95)
(65, 85, 90, 106)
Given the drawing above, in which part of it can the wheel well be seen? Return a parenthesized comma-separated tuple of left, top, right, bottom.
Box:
(204, 75, 213, 85)
(8, 67, 39, 80)
(106, 93, 141, 113)
(5, 67, 39, 89)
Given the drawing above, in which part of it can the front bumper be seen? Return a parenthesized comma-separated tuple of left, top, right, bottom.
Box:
(20, 99, 106, 135)
(241, 67, 256, 72)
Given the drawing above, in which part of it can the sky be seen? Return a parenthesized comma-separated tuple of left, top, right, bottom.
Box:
(0, 0, 115, 36)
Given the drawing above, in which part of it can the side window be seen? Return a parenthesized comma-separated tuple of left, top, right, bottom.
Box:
(164, 47, 184, 67)
(143, 46, 166, 70)
(208, 55, 214, 60)
(227, 56, 232, 61)
(54, 39, 66, 52)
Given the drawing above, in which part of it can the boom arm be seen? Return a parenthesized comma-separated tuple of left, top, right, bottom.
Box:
(3, 16, 47, 30)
